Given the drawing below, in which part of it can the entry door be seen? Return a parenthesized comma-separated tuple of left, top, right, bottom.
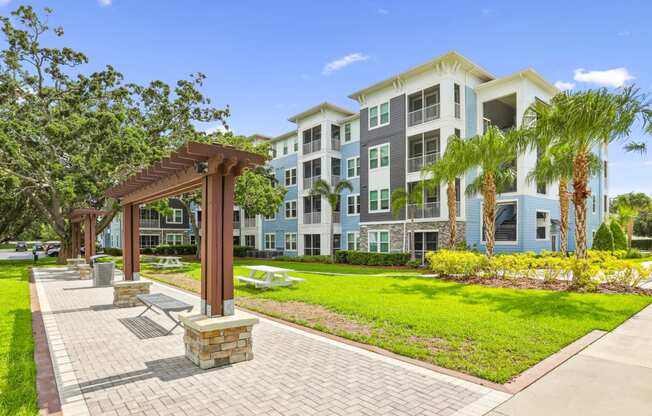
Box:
(414, 231, 438, 264)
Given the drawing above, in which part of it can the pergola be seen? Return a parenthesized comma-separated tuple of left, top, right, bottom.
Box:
(106, 142, 265, 317)
(68, 208, 109, 263)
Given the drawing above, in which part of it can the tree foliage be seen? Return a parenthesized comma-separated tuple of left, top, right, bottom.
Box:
(609, 221, 628, 251)
(592, 222, 615, 251)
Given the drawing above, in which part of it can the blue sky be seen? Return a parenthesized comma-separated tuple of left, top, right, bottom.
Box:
(2, 0, 651, 195)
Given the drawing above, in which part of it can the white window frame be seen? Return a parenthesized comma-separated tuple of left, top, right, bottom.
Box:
(264, 233, 276, 250)
(480, 199, 518, 245)
(284, 232, 297, 251)
(165, 208, 183, 224)
(264, 211, 276, 221)
(285, 200, 297, 219)
(344, 123, 352, 142)
(346, 156, 360, 178)
(368, 188, 390, 213)
(535, 210, 550, 241)
(165, 233, 183, 246)
(368, 101, 390, 130)
(368, 230, 390, 253)
(285, 167, 297, 186)
(347, 231, 360, 251)
(368, 143, 389, 171)
(347, 194, 360, 216)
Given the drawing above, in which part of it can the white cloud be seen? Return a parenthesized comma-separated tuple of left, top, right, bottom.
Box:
(554, 81, 575, 91)
(573, 67, 634, 88)
(98, 0, 112, 6)
(0, 0, 11, 6)
(617, 30, 631, 37)
(203, 124, 228, 134)
(377, 8, 389, 15)
(322, 53, 369, 75)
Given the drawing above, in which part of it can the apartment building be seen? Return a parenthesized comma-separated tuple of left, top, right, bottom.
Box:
(102, 51, 608, 259)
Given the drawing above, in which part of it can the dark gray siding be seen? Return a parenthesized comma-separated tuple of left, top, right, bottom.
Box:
(360, 94, 406, 223)
(160, 198, 191, 229)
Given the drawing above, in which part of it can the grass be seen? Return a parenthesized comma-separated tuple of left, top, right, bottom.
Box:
(0, 258, 55, 416)
(137, 255, 652, 383)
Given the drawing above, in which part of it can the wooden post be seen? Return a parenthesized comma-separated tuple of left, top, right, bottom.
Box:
(121, 204, 141, 280)
(201, 173, 224, 316)
(88, 214, 97, 259)
(71, 222, 79, 258)
(84, 215, 92, 263)
(221, 173, 235, 314)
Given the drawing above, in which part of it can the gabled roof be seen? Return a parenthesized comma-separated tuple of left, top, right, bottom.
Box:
(348, 51, 495, 101)
(269, 130, 297, 143)
(475, 68, 558, 96)
(249, 134, 272, 142)
(287, 102, 355, 123)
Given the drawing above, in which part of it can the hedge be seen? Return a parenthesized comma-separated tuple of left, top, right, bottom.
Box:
(103, 245, 254, 257)
(234, 245, 254, 257)
(632, 239, 652, 250)
(610, 222, 628, 251)
(335, 250, 410, 266)
(275, 255, 333, 263)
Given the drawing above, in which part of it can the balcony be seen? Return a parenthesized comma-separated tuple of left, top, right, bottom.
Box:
(408, 104, 440, 127)
(303, 139, 321, 155)
(331, 175, 340, 187)
(407, 152, 439, 173)
(407, 202, 440, 219)
(233, 221, 240, 230)
(303, 211, 321, 224)
(244, 218, 256, 228)
(455, 102, 461, 119)
(303, 175, 320, 190)
(140, 219, 159, 228)
(332, 212, 340, 223)
(331, 138, 341, 151)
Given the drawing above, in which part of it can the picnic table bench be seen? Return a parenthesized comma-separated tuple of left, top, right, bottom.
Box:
(136, 293, 193, 334)
(151, 256, 184, 269)
(237, 265, 304, 289)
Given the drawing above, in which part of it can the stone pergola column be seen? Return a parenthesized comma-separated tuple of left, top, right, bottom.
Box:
(121, 203, 141, 280)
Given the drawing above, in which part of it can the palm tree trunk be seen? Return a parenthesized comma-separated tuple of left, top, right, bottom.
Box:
(572, 151, 590, 259)
(559, 177, 569, 255)
(447, 180, 457, 248)
(627, 221, 634, 248)
(482, 174, 497, 257)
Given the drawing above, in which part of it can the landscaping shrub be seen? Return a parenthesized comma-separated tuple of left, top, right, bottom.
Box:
(234, 245, 254, 257)
(592, 222, 615, 251)
(610, 221, 628, 250)
(342, 251, 410, 266)
(426, 250, 487, 278)
(153, 244, 197, 255)
(625, 248, 645, 259)
(632, 239, 652, 250)
(103, 247, 122, 256)
(406, 259, 422, 268)
(274, 255, 333, 263)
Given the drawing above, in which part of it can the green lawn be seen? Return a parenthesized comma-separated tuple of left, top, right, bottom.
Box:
(137, 256, 652, 383)
(0, 259, 55, 416)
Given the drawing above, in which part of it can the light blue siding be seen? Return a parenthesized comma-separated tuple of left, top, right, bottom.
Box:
(339, 140, 360, 249)
(262, 153, 299, 255)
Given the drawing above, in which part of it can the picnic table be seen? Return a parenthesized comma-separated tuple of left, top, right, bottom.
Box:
(151, 256, 184, 269)
(237, 265, 304, 289)
(136, 293, 193, 334)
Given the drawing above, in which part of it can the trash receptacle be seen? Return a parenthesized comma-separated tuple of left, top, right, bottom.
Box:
(93, 261, 115, 287)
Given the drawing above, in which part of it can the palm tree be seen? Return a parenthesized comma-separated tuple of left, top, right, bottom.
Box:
(422, 135, 469, 248)
(391, 184, 424, 261)
(616, 204, 639, 248)
(461, 126, 520, 257)
(525, 143, 601, 255)
(525, 87, 651, 259)
(309, 178, 353, 260)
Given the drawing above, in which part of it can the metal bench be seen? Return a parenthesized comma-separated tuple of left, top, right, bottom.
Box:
(136, 293, 193, 334)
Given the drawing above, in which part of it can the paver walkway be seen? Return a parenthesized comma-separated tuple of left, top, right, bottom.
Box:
(34, 267, 509, 416)
(488, 303, 652, 416)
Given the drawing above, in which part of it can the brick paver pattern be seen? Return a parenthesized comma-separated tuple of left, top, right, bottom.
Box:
(34, 268, 509, 416)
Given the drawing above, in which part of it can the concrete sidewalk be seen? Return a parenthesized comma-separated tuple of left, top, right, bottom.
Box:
(488, 304, 652, 416)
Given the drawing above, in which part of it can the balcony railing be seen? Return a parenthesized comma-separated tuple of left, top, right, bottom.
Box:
(140, 219, 160, 228)
(332, 212, 340, 223)
(407, 202, 440, 219)
(408, 103, 440, 127)
(331, 138, 341, 151)
(303, 175, 321, 190)
(232, 221, 240, 230)
(303, 211, 321, 224)
(454, 102, 461, 119)
(244, 218, 256, 228)
(331, 175, 340, 186)
(302, 139, 321, 155)
(407, 152, 439, 173)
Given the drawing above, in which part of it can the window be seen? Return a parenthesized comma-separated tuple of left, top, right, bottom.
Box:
(285, 200, 297, 219)
(264, 233, 276, 250)
(483, 202, 517, 242)
(369, 189, 390, 212)
(333, 234, 341, 252)
(407, 130, 440, 172)
(285, 233, 297, 251)
(536, 211, 549, 240)
(455, 177, 461, 213)
(190, 235, 196, 245)
(592, 195, 596, 213)
(304, 234, 321, 256)
(454, 83, 461, 119)
(166, 208, 183, 224)
(264, 211, 276, 221)
(331, 157, 341, 178)
(302, 125, 321, 154)
(347, 232, 360, 251)
(347, 194, 360, 215)
(285, 168, 297, 186)
(140, 208, 160, 227)
(283, 141, 288, 155)
(368, 101, 390, 129)
(245, 235, 255, 247)
(454, 128, 461, 139)
(347, 157, 360, 178)
(369, 144, 389, 170)
(140, 234, 160, 249)
(293, 140, 298, 152)
(166, 233, 183, 246)
(368, 231, 389, 253)
(408, 86, 440, 126)
(604, 195, 608, 212)
(536, 145, 547, 194)
(344, 123, 352, 142)
(303, 158, 321, 188)
(604, 160, 608, 179)
(331, 124, 340, 141)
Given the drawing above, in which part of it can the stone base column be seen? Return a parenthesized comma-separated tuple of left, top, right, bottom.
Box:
(180, 311, 258, 369)
(78, 264, 91, 280)
(112, 281, 152, 307)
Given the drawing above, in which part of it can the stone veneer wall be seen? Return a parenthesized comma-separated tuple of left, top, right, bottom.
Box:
(112, 281, 152, 307)
(360, 221, 466, 252)
(184, 325, 254, 369)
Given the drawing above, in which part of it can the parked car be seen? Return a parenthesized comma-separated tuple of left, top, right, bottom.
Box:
(33, 242, 44, 252)
(15, 242, 27, 252)
(46, 244, 60, 257)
